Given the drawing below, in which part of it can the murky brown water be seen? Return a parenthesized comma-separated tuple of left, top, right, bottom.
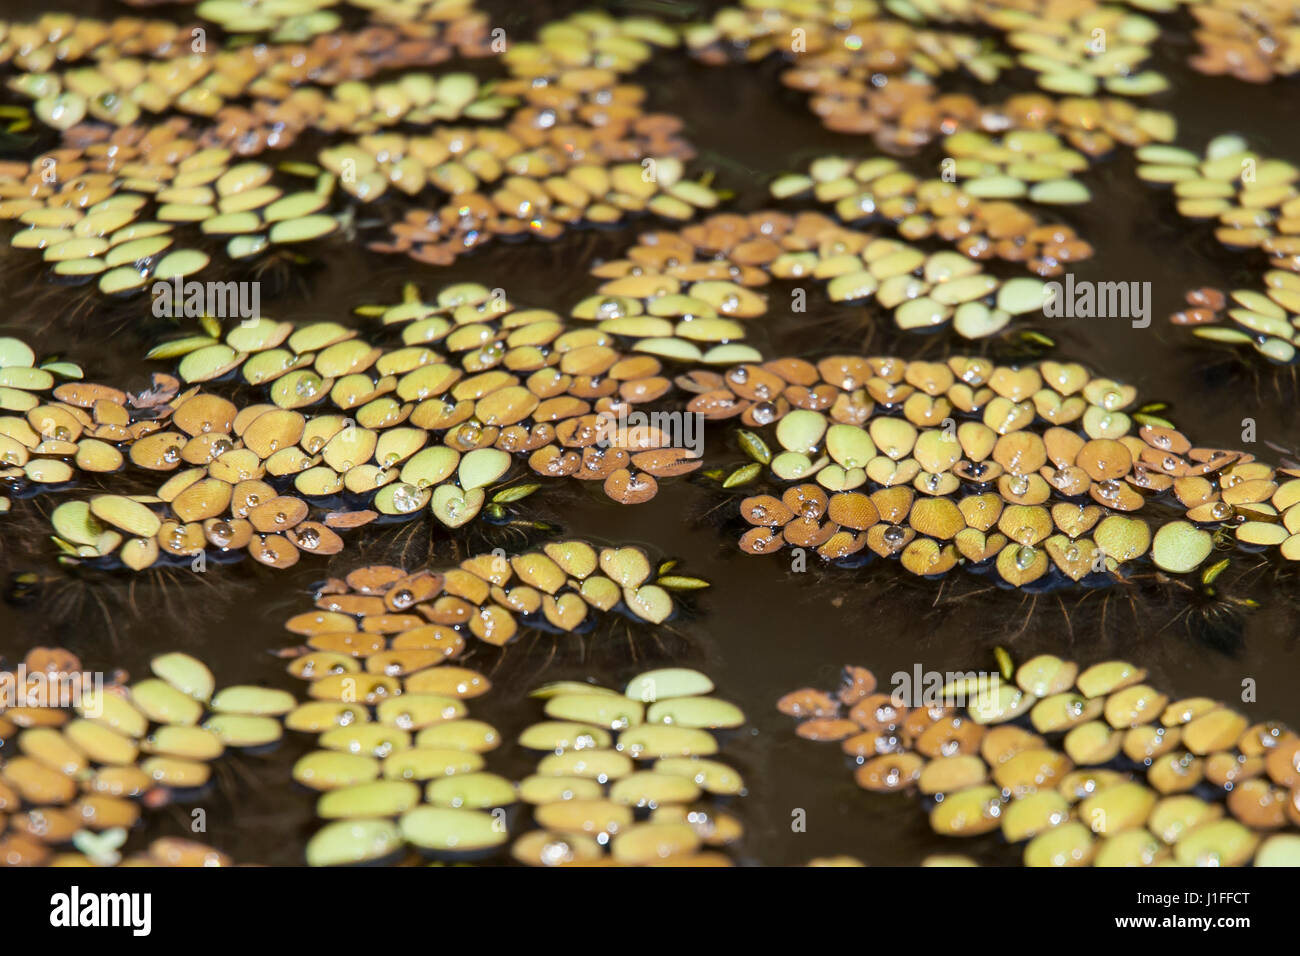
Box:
(1, 0, 1298, 866)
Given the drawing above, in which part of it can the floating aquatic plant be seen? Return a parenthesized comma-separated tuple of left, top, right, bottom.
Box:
(0, 645, 272, 866)
(773, 154, 1093, 283)
(0, 337, 89, 509)
(0, 10, 496, 136)
(1186, 0, 1300, 83)
(293, 663, 748, 866)
(1136, 134, 1300, 270)
(13, 280, 716, 569)
(13, 316, 1300, 579)
(685, 3, 1177, 154)
(281, 541, 701, 656)
(1171, 278, 1300, 368)
(274, 546, 720, 866)
(0, 147, 345, 293)
(1, 0, 1299, 875)
(288, 648, 505, 865)
(604, 207, 1056, 342)
(0, 8, 710, 286)
(779, 658, 1300, 866)
(508, 668, 746, 866)
(683, 353, 1300, 581)
(353, 12, 713, 266)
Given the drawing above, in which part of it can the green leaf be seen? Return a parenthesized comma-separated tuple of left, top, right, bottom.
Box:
(278, 161, 323, 178)
(1133, 413, 1175, 429)
(145, 336, 217, 360)
(509, 519, 557, 532)
(722, 462, 761, 488)
(1201, 557, 1229, 588)
(198, 314, 222, 339)
(656, 575, 711, 591)
(1193, 327, 1251, 344)
(50, 536, 81, 556)
(353, 305, 387, 317)
(657, 559, 678, 575)
(491, 483, 541, 504)
(1020, 331, 1055, 347)
(39, 360, 83, 379)
(994, 646, 1014, 682)
(737, 429, 771, 465)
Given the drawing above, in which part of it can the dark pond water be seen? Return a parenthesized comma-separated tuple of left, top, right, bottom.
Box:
(0, 0, 1298, 865)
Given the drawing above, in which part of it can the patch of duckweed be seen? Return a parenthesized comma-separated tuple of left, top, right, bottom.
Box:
(1172, 278, 1300, 366)
(0, 336, 88, 512)
(284, 643, 504, 865)
(779, 658, 1300, 866)
(279, 541, 702, 655)
(0, 645, 273, 866)
(12, 321, 1300, 581)
(274, 549, 729, 866)
(1186, 1, 1300, 83)
(10, 281, 717, 568)
(685, 2, 1176, 153)
(1, 0, 1299, 873)
(690, 353, 1300, 582)
(774, 154, 1093, 285)
(589, 208, 1053, 347)
(0, 9, 717, 284)
(508, 667, 746, 866)
(353, 12, 722, 264)
(1135, 134, 1300, 263)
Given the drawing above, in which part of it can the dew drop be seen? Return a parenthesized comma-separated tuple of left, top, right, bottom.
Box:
(391, 483, 421, 513)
